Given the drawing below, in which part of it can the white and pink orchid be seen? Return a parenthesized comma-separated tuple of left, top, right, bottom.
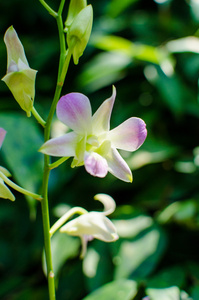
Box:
(40, 86, 147, 182)
(60, 193, 119, 258)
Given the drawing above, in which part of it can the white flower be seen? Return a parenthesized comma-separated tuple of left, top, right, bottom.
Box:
(60, 194, 118, 258)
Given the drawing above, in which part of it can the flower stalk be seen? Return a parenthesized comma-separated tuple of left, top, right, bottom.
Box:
(50, 206, 88, 236)
(38, 0, 57, 17)
(48, 157, 69, 170)
(31, 107, 46, 128)
(38, 0, 72, 299)
(0, 171, 42, 200)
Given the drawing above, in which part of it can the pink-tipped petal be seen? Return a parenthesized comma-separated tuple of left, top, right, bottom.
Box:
(92, 86, 116, 135)
(39, 132, 78, 157)
(106, 148, 132, 182)
(84, 152, 108, 178)
(0, 128, 6, 148)
(57, 93, 92, 134)
(108, 117, 147, 151)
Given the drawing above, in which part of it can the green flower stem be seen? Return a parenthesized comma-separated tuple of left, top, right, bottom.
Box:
(39, 1, 72, 299)
(56, 15, 66, 80)
(41, 161, 55, 300)
(58, 0, 65, 15)
(0, 171, 42, 200)
(45, 49, 72, 142)
(31, 107, 46, 128)
(59, 49, 72, 85)
(50, 207, 88, 237)
(41, 41, 72, 300)
(38, 0, 57, 17)
(49, 157, 69, 170)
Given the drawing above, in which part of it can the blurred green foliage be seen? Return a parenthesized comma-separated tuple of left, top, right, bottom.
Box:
(1, 0, 199, 299)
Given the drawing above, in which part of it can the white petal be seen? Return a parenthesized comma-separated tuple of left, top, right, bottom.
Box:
(106, 148, 132, 182)
(60, 212, 118, 242)
(92, 86, 116, 135)
(39, 132, 78, 157)
(94, 194, 116, 215)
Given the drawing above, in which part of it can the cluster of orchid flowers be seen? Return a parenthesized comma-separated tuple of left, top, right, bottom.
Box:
(0, 5, 147, 257)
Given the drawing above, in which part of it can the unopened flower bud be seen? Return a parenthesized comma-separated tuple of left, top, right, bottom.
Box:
(65, 0, 87, 28)
(2, 26, 37, 117)
(67, 5, 93, 65)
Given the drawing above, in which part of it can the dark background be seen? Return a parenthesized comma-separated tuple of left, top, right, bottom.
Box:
(1, 0, 199, 299)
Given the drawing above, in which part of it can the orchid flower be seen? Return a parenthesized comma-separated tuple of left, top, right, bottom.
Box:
(0, 128, 15, 201)
(40, 86, 147, 182)
(2, 26, 37, 117)
(59, 194, 118, 258)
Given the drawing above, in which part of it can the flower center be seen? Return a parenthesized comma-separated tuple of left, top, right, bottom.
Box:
(86, 135, 111, 157)
(8, 61, 19, 73)
(86, 135, 99, 152)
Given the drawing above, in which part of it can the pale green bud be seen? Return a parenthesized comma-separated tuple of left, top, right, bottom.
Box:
(65, 0, 87, 28)
(67, 5, 93, 65)
(2, 26, 37, 117)
(0, 167, 15, 201)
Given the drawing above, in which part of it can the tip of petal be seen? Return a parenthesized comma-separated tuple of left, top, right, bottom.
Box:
(94, 193, 116, 215)
(127, 173, 133, 183)
(38, 145, 45, 153)
(111, 233, 119, 241)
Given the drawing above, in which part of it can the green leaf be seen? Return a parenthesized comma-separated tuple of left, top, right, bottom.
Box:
(42, 231, 80, 279)
(191, 285, 199, 300)
(0, 113, 43, 217)
(157, 200, 197, 225)
(82, 279, 138, 300)
(114, 220, 167, 280)
(106, 0, 139, 18)
(145, 266, 190, 299)
(0, 276, 24, 298)
(83, 243, 114, 292)
(127, 136, 179, 170)
(146, 286, 181, 300)
(92, 35, 174, 68)
(146, 265, 186, 289)
(144, 65, 186, 115)
(145, 288, 192, 300)
(180, 290, 192, 300)
(113, 215, 153, 239)
(77, 51, 131, 92)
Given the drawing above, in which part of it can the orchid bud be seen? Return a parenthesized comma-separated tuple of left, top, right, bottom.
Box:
(2, 26, 37, 117)
(0, 167, 15, 201)
(0, 177, 15, 201)
(65, 0, 87, 28)
(67, 5, 93, 65)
